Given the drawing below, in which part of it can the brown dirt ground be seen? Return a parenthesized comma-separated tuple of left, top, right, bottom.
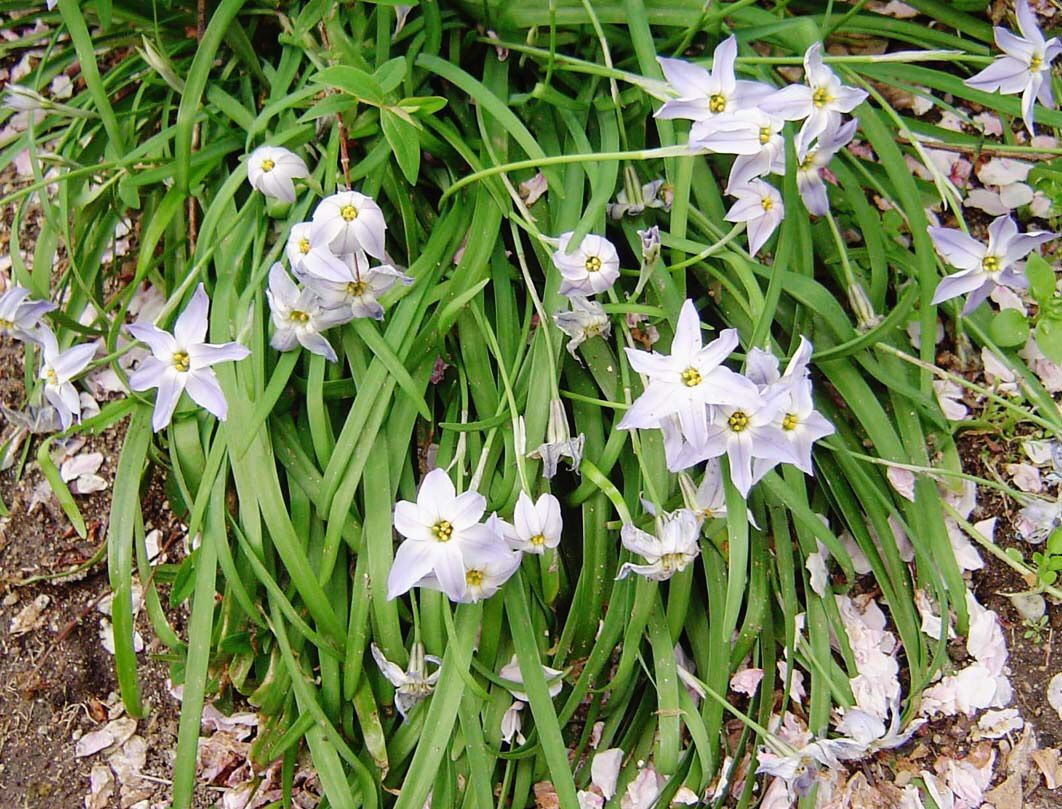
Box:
(0, 354, 217, 808)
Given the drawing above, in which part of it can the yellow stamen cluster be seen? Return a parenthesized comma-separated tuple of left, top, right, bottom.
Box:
(298, 237, 311, 255)
(1031, 54, 1043, 71)
(584, 255, 603, 273)
(172, 351, 191, 373)
(759, 126, 772, 145)
(45, 368, 58, 385)
(782, 413, 799, 431)
(981, 255, 1000, 274)
(660, 553, 687, 573)
(347, 280, 367, 297)
(529, 533, 546, 547)
(340, 204, 359, 221)
(0, 318, 12, 331)
(728, 411, 750, 432)
(260, 158, 275, 172)
(799, 153, 817, 171)
(465, 569, 484, 587)
(288, 310, 310, 325)
(812, 87, 832, 108)
(431, 520, 453, 542)
(760, 196, 774, 212)
(709, 93, 727, 113)
(681, 367, 702, 387)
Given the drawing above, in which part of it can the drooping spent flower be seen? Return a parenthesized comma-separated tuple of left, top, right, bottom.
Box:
(929, 214, 1055, 313)
(302, 248, 412, 322)
(760, 42, 867, 150)
(498, 654, 565, 701)
(552, 232, 621, 297)
(607, 178, 673, 219)
(387, 468, 504, 602)
(965, 0, 1061, 134)
(617, 299, 760, 447)
(246, 145, 309, 204)
(499, 491, 563, 554)
(655, 36, 773, 123)
(617, 508, 702, 581)
(312, 190, 388, 259)
(0, 285, 56, 343)
(796, 118, 858, 216)
(266, 263, 347, 361)
(127, 284, 250, 432)
(37, 328, 97, 431)
(725, 180, 784, 257)
(371, 642, 441, 719)
(529, 398, 585, 478)
(553, 297, 612, 359)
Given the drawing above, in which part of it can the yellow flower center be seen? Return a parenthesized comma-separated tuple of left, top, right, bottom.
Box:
(728, 411, 750, 432)
(347, 280, 367, 297)
(708, 93, 727, 113)
(759, 126, 772, 145)
(529, 533, 546, 547)
(172, 351, 190, 373)
(799, 153, 817, 171)
(465, 568, 484, 587)
(340, 204, 358, 221)
(260, 158, 275, 172)
(681, 367, 702, 387)
(782, 413, 799, 431)
(812, 87, 832, 108)
(584, 255, 602, 273)
(431, 520, 453, 542)
(298, 237, 311, 254)
(288, 310, 310, 324)
(660, 553, 687, 573)
(0, 318, 12, 331)
(760, 196, 774, 212)
(45, 368, 58, 385)
(1031, 54, 1043, 71)
(982, 255, 1000, 274)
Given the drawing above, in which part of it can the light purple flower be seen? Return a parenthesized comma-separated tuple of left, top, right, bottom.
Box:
(796, 118, 858, 216)
(688, 108, 785, 191)
(965, 0, 1061, 134)
(529, 398, 585, 479)
(552, 232, 621, 297)
(725, 180, 784, 256)
(700, 388, 802, 497)
(929, 214, 1055, 313)
(246, 145, 308, 204)
(312, 190, 388, 259)
(617, 508, 701, 581)
(387, 468, 508, 602)
(0, 285, 55, 343)
(285, 221, 316, 276)
(617, 299, 760, 446)
(498, 491, 563, 554)
(37, 328, 97, 430)
(746, 338, 833, 478)
(301, 247, 411, 322)
(127, 284, 250, 432)
(266, 263, 346, 361)
(655, 36, 773, 122)
(760, 42, 867, 150)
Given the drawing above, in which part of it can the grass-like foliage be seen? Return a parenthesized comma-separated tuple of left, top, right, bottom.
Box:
(3, 1, 1062, 807)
